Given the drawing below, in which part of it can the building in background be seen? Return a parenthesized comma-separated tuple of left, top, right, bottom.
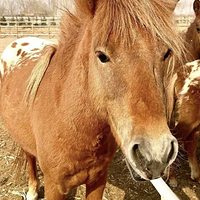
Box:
(174, 0, 195, 15)
(174, 0, 195, 29)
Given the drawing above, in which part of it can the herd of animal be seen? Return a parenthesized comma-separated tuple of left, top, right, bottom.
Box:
(0, 0, 200, 199)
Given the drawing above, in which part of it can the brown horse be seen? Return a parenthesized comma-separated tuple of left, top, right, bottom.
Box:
(0, 0, 185, 199)
(185, 0, 200, 61)
(168, 0, 200, 187)
(174, 60, 200, 184)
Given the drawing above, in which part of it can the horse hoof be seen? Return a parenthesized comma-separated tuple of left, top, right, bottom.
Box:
(190, 171, 200, 183)
(168, 178, 178, 188)
(26, 191, 38, 200)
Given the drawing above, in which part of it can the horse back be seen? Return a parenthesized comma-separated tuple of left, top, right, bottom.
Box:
(0, 37, 56, 155)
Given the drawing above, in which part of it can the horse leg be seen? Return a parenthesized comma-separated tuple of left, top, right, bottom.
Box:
(184, 128, 200, 182)
(44, 176, 66, 200)
(86, 172, 107, 200)
(25, 152, 39, 200)
(168, 121, 192, 187)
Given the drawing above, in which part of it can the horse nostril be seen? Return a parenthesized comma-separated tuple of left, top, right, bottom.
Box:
(132, 144, 139, 153)
(132, 144, 142, 164)
(132, 144, 146, 167)
(167, 141, 175, 163)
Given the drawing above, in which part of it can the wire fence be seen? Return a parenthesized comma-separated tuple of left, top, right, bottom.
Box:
(175, 15, 195, 28)
(0, 15, 195, 38)
(0, 18, 60, 38)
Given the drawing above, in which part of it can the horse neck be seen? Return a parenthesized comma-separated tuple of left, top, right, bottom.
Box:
(48, 26, 107, 129)
(53, 24, 91, 86)
(45, 40, 111, 143)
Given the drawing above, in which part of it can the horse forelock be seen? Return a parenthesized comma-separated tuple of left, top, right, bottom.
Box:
(60, 0, 185, 64)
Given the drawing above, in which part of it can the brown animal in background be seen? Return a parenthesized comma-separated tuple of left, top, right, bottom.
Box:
(169, 0, 200, 187)
(185, 0, 200, 61)
(175, 60, 200, 184)
(0, 0, 185, 199)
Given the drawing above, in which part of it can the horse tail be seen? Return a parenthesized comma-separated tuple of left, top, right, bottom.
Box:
(23, 44, 57, 106)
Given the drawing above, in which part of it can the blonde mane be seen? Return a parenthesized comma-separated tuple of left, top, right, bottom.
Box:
(60, 0, 185, 62)
(24, 45, 57, 106)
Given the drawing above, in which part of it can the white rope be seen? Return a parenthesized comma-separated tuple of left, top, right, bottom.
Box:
(151, 178, 180, 200)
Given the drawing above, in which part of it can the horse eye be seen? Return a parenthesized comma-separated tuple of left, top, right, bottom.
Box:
(96, 51, 110, 63)
(164, 49, 171, 61)
(196, 27, 200, 33)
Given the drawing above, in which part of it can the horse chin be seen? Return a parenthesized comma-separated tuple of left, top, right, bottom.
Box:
(125, 159, 149, 182)
(125, 158, 169, 182)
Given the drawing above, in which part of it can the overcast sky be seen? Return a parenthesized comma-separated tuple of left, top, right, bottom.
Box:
(174, 0, 195, 15)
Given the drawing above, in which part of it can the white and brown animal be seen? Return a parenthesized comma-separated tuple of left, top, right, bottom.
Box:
(170, 60, 200, 186)
(169, 0, 200, 187)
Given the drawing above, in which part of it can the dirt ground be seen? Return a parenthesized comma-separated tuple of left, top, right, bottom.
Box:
(0, 37, 200, 200)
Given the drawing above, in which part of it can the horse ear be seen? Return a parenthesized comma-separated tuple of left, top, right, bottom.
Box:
(87, 0, 97, 14)
(77, 0, 98, 16)
(194, 0, 200, 16)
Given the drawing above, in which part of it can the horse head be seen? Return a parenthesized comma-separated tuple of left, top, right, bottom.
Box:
(85, 0, 182, 180)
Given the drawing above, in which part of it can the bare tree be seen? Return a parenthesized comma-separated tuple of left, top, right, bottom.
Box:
(28, 0, 53, 16)
(7, 0, 18, 16)
(0, 0, 59, 16)
(0, 1, 6, 16)
(56, 0, 75, 16)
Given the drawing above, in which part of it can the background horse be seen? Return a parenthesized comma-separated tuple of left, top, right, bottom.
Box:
(185, 0, 200, 61)
(174, 60, 200, 184)
(169, 0, 200, 186)
(0, 0, 185, 199)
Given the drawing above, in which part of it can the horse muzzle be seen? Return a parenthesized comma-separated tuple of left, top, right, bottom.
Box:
(125, 135, 178, 181)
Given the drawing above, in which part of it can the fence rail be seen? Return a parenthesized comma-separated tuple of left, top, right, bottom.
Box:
(0, 15, 196, 38)
(175, 15, 195, 27)
(0, 19, 60, 38)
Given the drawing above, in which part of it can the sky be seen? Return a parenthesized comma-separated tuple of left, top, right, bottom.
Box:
(174, 0, 195, 15)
